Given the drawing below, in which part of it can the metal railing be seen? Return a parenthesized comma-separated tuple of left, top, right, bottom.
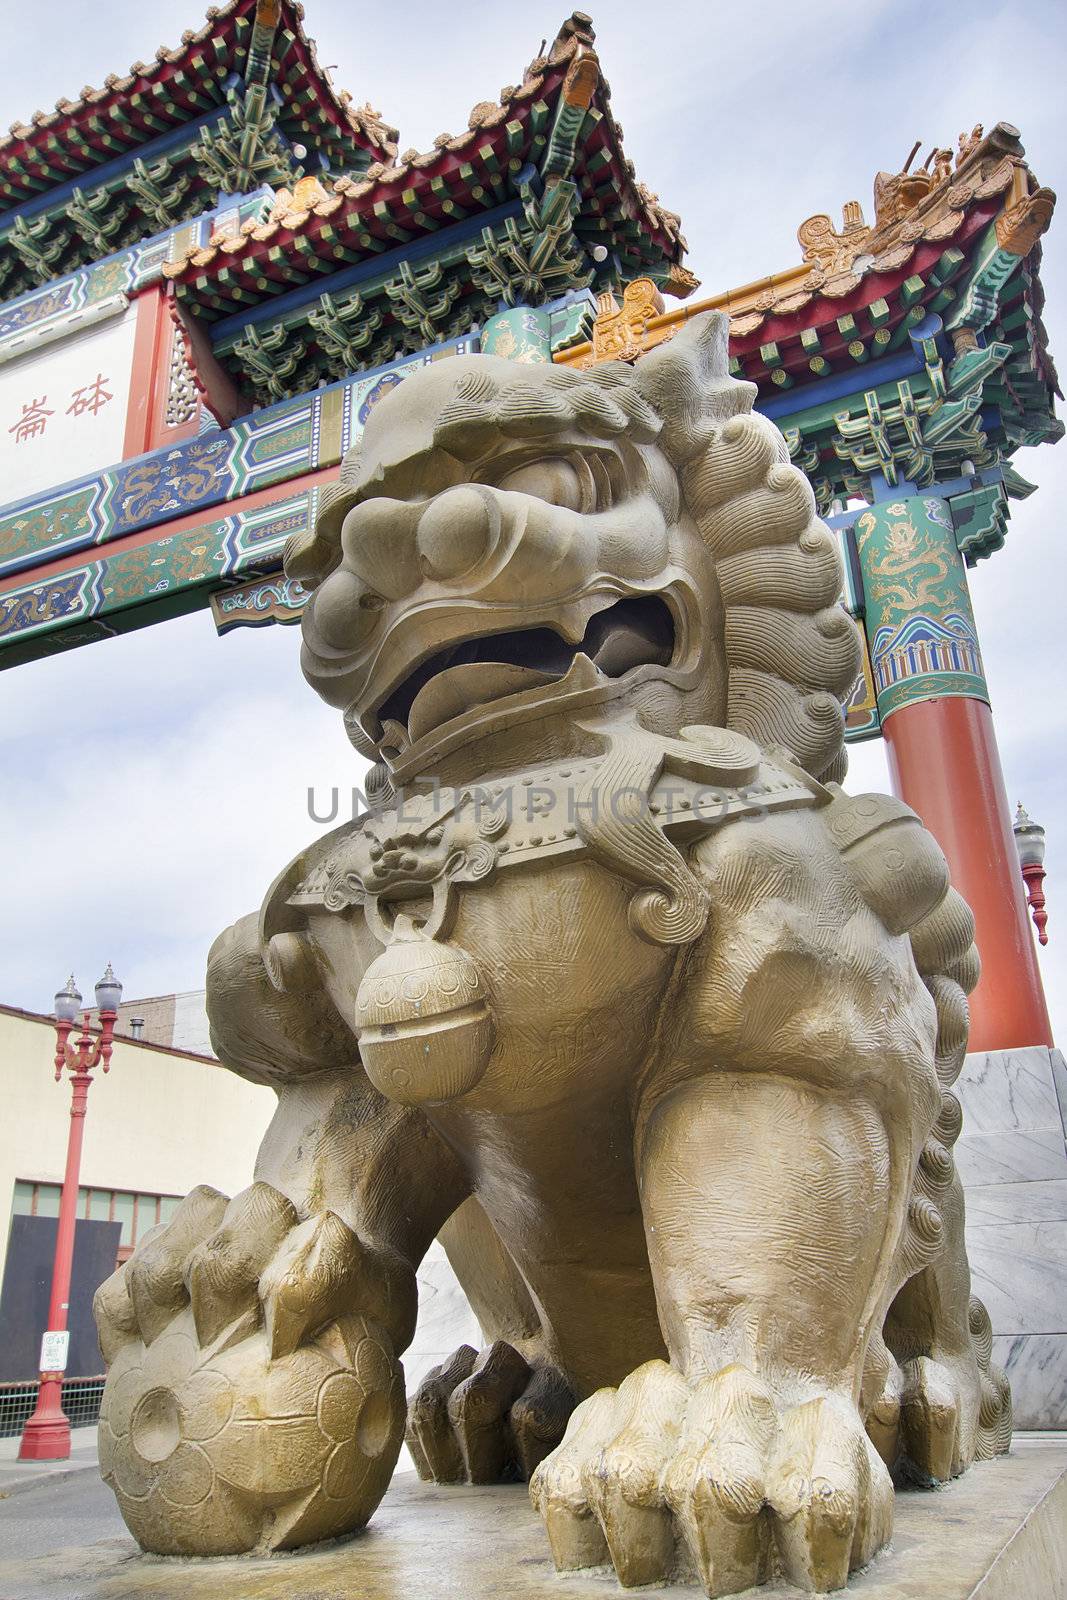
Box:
(0, 1376, 105, 1438)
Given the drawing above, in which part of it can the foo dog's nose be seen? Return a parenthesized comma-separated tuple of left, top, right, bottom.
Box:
(416, 485, 497, 580)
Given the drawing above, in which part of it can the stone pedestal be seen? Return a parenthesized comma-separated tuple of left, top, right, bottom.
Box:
(957, 1046, 1067, 1427)
(0, 1441, 1063, 1598)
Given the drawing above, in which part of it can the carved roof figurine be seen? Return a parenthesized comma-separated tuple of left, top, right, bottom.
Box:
(589, 278, 667, 363)
(797, 200, 872, 283)
(996, 184, 1057, 257)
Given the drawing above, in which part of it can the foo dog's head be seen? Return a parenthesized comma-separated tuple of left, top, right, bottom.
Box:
(285, 312, 859, 785)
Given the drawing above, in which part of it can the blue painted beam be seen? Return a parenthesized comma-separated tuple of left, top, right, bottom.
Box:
(756, 349, 924, 421)
(209, 195, 526, 345)
(822, 465, 1006, 530)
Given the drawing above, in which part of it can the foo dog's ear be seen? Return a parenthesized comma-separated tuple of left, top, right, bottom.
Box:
(632, 312, 757, 466)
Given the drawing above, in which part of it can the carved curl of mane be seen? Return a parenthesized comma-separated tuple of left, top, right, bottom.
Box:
(632, 312, 860, 784)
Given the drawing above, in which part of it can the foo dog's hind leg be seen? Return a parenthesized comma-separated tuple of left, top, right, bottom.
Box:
(878, 890, 1012, 1482)
(407, 1198, 575, 1483)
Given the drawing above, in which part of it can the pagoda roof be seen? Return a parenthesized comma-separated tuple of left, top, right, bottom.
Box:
(158, 12, 692, 400)
(163, 21, 685, 289)
(558, 120, 1060, 556)
(1, 0, 395, 198)
(0, 0, 398, 301)
(566, 123, 1054, 382)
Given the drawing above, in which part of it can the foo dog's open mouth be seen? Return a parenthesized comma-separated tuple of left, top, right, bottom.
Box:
(374, 595, 675, 748)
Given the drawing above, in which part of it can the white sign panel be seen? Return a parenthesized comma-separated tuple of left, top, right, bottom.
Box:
(39, 1328, 70, 1372)
(0, 301, 138, 505)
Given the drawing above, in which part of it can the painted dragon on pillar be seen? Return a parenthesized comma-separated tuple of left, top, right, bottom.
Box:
(93, 312, 1010, 1595)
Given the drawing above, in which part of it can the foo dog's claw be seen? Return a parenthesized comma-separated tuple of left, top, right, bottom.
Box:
(664, 1366, 777, 1598)
(900, 1355, 961, 1483)
(185, 1183, 297, 1348)
(582, 1361, 687, 1588)
(767, 1397, 893, 1593)
(408, 1345, 477, 1481)
(93, 1263, 141, 1362)
(449, 1341, 531, 1482)
(510, 1362, 575, 1479)
(408, 1342, 573, 1485)
(260, 1210, 363, 1359)
(865, 1358, 904, 1471)
(125, 1185, 228, 1344)
(529, 1387, 615, 1570)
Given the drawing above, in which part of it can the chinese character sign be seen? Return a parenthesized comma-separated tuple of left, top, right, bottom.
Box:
(0, 304, 137, 505)
(66, 373, 114, 418)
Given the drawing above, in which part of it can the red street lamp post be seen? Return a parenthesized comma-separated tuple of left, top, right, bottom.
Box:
(18, 964, 122, 1462)
(1014, 803, 1050, 946)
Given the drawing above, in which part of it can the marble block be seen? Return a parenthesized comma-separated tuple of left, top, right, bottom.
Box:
(956, 1127, 1067, 1185)
(406, 1238, 482, 1394)
(996, 1335, 1067, 1430)
(958, 1046, 1067, 1428)
(1053, 1048, 1067, 1128)
(965, 1178, 1067, 1224)
(1, 1441, 1063, 1600)
(966, 1220, 1067, 1333)
(956, 1046, 1065, 1135)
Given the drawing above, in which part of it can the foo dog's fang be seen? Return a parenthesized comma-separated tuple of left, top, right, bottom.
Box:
(91, 307, 1012, 1595)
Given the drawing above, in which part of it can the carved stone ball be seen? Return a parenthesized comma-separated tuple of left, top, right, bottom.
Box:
(97, 1312, 405, 1555)
(354, 935, 494, 1105)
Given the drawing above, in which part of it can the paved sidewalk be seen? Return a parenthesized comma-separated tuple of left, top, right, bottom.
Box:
(0, 1425, 99, 1499)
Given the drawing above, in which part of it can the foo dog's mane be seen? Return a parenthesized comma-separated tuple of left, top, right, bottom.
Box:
(287, 312, 860, 782)
(634, 314, 860, 784)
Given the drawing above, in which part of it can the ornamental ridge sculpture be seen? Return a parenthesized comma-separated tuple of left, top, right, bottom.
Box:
(94, 312, 1010, 1597)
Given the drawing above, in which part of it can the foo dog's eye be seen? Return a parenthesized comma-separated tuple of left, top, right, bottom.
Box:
(496, 458, 588, 511)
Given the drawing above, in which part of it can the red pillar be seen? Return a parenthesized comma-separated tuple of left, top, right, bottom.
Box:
(884, 695, 1052, 1051)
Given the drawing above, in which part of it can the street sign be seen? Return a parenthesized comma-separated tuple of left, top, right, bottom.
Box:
(39, 1329, 70, 1372)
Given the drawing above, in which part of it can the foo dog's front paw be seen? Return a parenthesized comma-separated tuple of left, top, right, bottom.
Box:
(93, 1183, 413, 1556)
(531, 1361, 893, 1598)
(407, 1341, 573, 1484)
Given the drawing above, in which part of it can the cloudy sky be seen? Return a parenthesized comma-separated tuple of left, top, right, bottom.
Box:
(0, 0, 1063, 1037)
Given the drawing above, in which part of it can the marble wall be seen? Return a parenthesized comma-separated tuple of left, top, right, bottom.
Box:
(404, 1240, 482, 1396)
(958, 1046, 1067, 1429)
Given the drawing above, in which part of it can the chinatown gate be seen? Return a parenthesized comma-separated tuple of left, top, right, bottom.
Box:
(0, 5, 1063, 1404)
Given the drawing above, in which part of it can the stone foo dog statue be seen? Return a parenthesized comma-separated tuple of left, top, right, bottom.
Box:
(94, 311, 1011, 1596)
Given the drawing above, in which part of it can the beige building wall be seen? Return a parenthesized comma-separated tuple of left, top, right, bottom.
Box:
(0, 1004, 276, 1266)
(0, 1003, 481, 1394)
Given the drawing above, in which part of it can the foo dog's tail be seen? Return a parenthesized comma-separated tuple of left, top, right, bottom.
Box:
(891, 887, 1013, 1470)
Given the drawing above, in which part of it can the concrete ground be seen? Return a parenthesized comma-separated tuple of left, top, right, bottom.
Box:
(0, 1465, 126, 1562)
(0, 1432, 1063, 1598)
(0, 1424, 101, 1499)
